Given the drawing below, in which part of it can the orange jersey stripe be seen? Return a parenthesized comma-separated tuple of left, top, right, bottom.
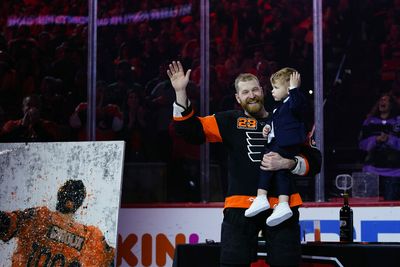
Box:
(224, 195, 256, 208)
(224, 194, 303, 209)
(300, 153, 310, 175)
(198, 115, 222, 142)
(268, 193, 303, 208)
(173, 109, 194, 121)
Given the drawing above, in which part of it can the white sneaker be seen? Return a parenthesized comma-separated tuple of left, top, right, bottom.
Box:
(266, 202, 293, 226)
(245, 195, 270, 217)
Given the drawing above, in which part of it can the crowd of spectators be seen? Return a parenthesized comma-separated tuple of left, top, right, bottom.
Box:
(0, 0, 399, 200)
(0, 0, 315, 157)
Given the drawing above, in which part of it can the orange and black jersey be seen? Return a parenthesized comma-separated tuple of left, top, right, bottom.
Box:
(0, 207, 114, 267)
(173, 104, 321, 209)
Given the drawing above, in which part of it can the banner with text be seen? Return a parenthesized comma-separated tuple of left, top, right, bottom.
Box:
(117, 206, 400, 267)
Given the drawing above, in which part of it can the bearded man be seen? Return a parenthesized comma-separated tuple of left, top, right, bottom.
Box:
(168, 61, 321, 267)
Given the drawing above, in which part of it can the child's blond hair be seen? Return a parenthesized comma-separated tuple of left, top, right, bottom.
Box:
(270, 67, 298, 85)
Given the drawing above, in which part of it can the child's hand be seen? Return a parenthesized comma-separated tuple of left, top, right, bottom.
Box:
(289, 72, 301, 89)
(263, 124, 271, 138)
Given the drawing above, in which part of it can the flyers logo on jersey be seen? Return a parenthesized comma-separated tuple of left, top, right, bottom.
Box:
(237, 117, 257, 130)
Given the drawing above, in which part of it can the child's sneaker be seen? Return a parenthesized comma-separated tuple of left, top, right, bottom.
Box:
(266, 202, 293, 226)
(245, 195, 270, 217)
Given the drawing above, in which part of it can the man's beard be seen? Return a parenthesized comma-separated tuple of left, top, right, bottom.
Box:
(240, 96, 264, 115)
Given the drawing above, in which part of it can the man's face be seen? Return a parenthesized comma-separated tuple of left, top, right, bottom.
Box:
(60, 200, 75, 213)
(235, 79, 264, 115)
(271, 80, 289, 101)
(56, 180, 86, 214)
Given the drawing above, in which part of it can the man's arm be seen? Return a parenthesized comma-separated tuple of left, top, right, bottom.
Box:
(167, 61, 191, 108)
(0, 208, 37, 242)
(173, 104, 207, 144)
(169, 61, 223, 145)
(260, 146, 322, 176)
(168, 61, 205, 144)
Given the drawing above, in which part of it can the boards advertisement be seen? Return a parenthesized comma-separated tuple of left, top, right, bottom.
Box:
(117, 205, 400, 267)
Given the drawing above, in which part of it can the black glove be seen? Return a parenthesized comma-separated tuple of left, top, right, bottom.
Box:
(0, 211, 11, 238)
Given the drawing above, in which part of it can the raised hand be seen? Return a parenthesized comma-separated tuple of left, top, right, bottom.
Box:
(167, 61, 191, 93)
(289, 72, 301, 89)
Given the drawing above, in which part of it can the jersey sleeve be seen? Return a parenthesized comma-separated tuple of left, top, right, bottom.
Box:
(0, 208, 36, 242)
(173, 102, 222, 144)
(297, 145, 322, 177)
(288, 87, 307, 111)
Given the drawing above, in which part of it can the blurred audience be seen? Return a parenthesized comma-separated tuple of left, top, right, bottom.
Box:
(69, 81, 123, 141)
(119, 88, 149, 161)
(107, 60, 143, 109)
(0, 0, 397, 176)
(0, 95, 61, 142)
(359, 93, 400, 200)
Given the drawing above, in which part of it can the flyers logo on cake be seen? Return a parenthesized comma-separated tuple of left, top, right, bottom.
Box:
(237, 117, 257, 129)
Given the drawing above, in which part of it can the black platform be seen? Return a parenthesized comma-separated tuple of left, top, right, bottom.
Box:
(302, 241, 400, 267)
(172, 243, 221, 267)
(173, 241, 400, 267)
